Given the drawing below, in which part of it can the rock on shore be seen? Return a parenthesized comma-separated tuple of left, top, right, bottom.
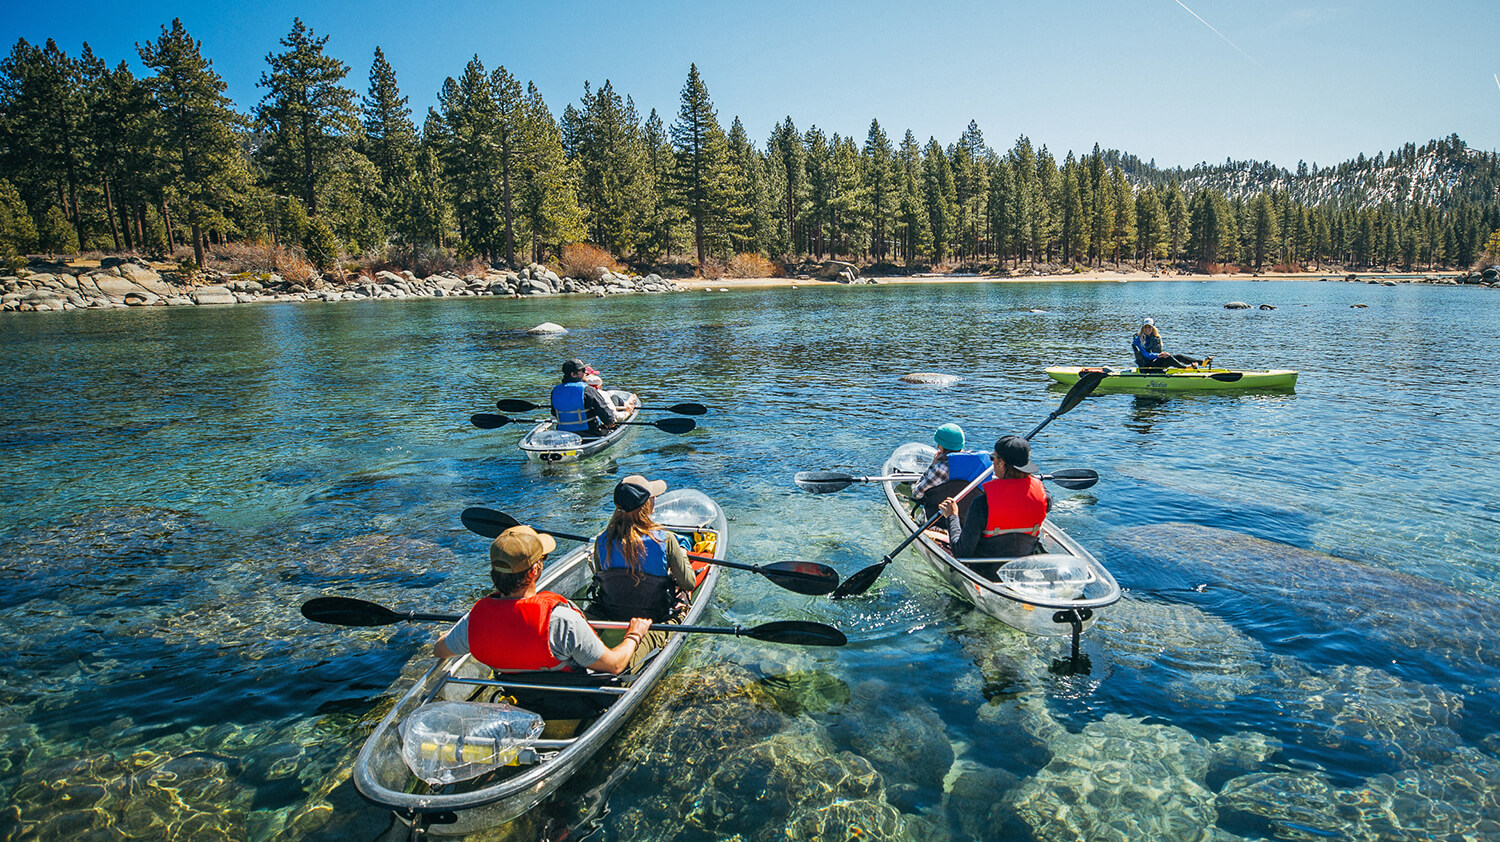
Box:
(1, 258, 686, 313)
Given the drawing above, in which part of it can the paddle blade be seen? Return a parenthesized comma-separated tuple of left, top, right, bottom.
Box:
(759, 561, 841, 595)
(301, 596, 401, 627)
(662, 403, 708, 415)
(1043, 468, 1100, 490)
(1209, 372, 1244, 382)
(461, 507, 519, 538)
(793, 471, 856, 493)
(744, 620, 848, 646)
(830, 560, 890, 598)
(652, 417, 696, 434)
(496, 399, 542, 412)
(1054, 369, 1107, 416)
(471, 413, 511, 429)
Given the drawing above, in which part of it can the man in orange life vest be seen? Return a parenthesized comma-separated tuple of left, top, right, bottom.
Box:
(937, 435, 1049, 574)
(434, 525, 652, 675)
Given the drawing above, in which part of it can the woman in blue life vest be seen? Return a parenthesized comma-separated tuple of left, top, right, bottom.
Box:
(591, 475, 697, 623)
(1132, 318, 1206, 369)
(433, 525, 651, 675)
(937, 435, 1050, 578)
(550, 358, 620, 438)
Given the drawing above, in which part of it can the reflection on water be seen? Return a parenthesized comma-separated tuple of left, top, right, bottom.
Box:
(3, 280, 1499, 839)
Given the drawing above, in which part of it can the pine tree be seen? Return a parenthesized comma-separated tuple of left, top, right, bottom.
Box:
(668, 65, 724, 271)
(570, 80, 651, 259)
(1250, 192, 1278, 271)
(137, 19, 249, 268)
(768, 118, 805, 258)
(361, 47, 419, 246)
(516, 82, 583, 264)
(952, 120, 989, 261)
(0, 178, 37, 259)
(922, 137, 958, 263)
(639, 109, 678, 261)
(0, 39, 87, 234)
(863, 119, 895, 262)
(256, 18, 358, 218)
(896, 130, 931, 265)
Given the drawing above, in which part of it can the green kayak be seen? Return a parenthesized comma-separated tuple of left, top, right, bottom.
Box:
(1045, 366, 1298, 391)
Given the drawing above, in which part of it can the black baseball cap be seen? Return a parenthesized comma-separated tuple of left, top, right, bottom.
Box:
(993, 435, 1038, 474)
(562, 359, 587, 375)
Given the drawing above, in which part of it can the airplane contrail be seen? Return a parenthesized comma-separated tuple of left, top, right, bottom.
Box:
(1173, 0, 1262, 68)
(1494, 72, 1499, 93)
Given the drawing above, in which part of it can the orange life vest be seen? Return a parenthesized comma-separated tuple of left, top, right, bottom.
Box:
(468, 591, 571, 671)
(981, 475, 1047, 538)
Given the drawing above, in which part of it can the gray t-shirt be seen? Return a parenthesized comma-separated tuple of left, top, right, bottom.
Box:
(441, 598, 609, 669)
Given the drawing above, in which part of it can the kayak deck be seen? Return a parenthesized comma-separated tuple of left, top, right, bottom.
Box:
(882, 443, 1120, 636)
(1045, 366, 1298, 391)
(352, 490, 726, 835)
(518, 390, 639, 463)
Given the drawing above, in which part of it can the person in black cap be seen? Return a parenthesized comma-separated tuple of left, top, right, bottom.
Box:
(589, 475, 698, 670)
(550, 358, 620, 438)
(937, 435, 1050, 577)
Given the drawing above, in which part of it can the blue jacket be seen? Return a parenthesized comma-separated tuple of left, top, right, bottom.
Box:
(1132, 333, 1165, 365)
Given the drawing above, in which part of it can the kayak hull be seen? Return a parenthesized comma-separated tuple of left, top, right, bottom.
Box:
(882, 443, 1121, 636)
(1045, 366, 1298, 391)
(352, 489, 726, 835)
(518, 390, 639, 463)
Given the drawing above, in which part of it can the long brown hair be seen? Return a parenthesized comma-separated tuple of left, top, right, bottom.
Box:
(601, 499, 661, 583)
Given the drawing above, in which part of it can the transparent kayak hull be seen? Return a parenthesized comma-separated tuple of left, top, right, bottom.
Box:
(882, 443, 1121, 636)
(352, 490, 726, 834)
(517, 390, 639, 463)
(1046, 366, 1298, 391)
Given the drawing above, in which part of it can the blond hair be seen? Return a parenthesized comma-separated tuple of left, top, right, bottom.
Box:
(602, 500, 660, 584)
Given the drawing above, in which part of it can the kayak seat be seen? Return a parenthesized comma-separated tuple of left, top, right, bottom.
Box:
(492, 670, 624, 721)
(919, 479, 980, 521)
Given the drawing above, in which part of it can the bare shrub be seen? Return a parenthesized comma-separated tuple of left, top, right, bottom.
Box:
(557, 243, 622, 281)
(698, 256, 730, 279)
(726, 253, 782, 278)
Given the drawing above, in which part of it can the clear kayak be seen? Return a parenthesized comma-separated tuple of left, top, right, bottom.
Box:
(517, 390, 639, 463)
(352, 489, 726, 835)
(1045, 365, 1298, 391)
(881, 443, 1121, 637)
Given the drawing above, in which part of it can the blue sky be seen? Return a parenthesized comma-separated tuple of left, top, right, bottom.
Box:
(4, 0, 1497, 170)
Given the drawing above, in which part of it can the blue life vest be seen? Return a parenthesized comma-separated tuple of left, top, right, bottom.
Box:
(593, 529, 677, 620)
(946, 451, 988, 482)
(551, 381, 590, 432)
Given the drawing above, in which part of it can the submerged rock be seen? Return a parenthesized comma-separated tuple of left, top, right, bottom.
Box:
(526, 322, 568, 335)
(899, 372, 960, 385)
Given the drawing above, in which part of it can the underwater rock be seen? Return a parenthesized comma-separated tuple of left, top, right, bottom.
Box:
(1216, 749, 1500, 840)
(1092, 598, 1267, 706)
(1010, 712, 1226, 841)
(1105, 523, 1500, 690)
(526, 322, 567, 335)
(831, 679, 955, 798)
(899, 372, 960, 385)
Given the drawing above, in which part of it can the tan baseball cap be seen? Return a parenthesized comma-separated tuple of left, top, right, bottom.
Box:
(489, 525, 557, 573)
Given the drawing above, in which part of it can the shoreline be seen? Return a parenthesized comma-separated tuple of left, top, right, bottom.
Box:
(675, 269, 1473, 291)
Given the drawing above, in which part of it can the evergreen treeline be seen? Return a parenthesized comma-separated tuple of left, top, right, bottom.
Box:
(3, 20, 1498, 275)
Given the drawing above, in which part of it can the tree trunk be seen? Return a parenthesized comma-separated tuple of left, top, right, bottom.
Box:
(161, 201, 175, 253)
(192, 222, 205, 269)
(103, 176, 122, 252)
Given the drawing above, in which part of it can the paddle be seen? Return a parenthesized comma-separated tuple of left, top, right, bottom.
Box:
(830, 370, 1108, 599)
(497, 399, 708, 416)
(794, 468, 1100, 494)
(300, 596, 847, 646)
(459, 507, 841, 596)
(470, 414, 696, 434)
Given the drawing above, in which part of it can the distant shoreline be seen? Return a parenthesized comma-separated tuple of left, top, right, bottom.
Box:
(674, 269, 1471, 291)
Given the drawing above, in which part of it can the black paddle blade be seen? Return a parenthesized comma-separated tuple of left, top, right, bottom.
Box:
(793, 471, 856, 493)
(301, 596, 401, 626)
(1055, 370, 1107, 416)
(652, 417, 696, 434)
(744, 620, 847, 646)
(496, 399, 542, 412)
(461, 507, 520, 538)
(1209, 372, 1244, 382)
(759, 561, 841, 596)
(471, 413, 511, 429)
(658, 403, 708, 415)
(830, 560, 890, 598)
(1043, 468, 1100, 490)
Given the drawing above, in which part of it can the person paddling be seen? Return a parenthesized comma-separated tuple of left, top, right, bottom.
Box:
(937, 435, 1050, 579)
(912, 423, 986, 519)
(550, 358, 620, 439)
(1132, 318, 1207, 370)
(434, 525, 651, 675)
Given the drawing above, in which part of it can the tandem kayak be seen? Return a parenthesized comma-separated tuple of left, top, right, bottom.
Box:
(517, 390, 639, 463)
(881, 443, 1121, 638)
(352, 489, 726, 835)
(1045, 365, 1298, 391)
